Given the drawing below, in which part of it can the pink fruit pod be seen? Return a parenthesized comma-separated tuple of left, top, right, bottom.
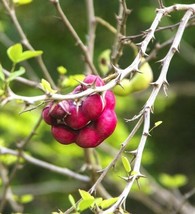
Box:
(64, 101, 90, 130)
(105, 90, 116, 110)
(42, 105, 57, 125)
(72, 85, 83, 94)
(51, 124, 78, 145)
(83, 75, 104, 89)
(49, 100, 70, 119)
(82, 94, 104, 121)
(75, 123, 102, 148)
(95, 107, 117, 140)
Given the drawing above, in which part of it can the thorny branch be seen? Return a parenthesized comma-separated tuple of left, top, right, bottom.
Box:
(0, 146, 90, 183)
(1, 1, 195, 213)
(101, 7, 195, 214)
(64, 3, 195, 213)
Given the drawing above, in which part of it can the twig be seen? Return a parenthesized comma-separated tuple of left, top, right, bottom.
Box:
(85, 0, 97, 74)
(102, 7, 194, 214)
(3, 68, 41, 89)
(0, 146, 90, 183)
(0, 116, 41, 212)
(111, 0, 131, 66)
(102, 109, 149, 214)
(0, 0, 56, 89)
(89, 117, 143, 195)
(0, 162, 23, 212)
(50, 0, 98, 75)
(64, 117, 143, 214)
(96, 17, 117, 34)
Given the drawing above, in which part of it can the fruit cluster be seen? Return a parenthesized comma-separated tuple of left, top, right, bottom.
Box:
(42, 75, 117, 148)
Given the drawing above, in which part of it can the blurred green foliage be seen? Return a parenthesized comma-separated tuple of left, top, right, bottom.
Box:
(0, 0, 195, 213)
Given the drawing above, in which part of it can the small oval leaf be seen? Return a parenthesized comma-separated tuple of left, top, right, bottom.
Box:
(122, 156, 131, 173)
(7, 67, 25, 82)
(78, 199, 94, 211)
(7, 43, 23, 63)
(68, 194, 76, 208)
(13, 0, 33, 5)
(100, 197, 118, 209)
(40, 79, 57, 94)
(79, 189, 94, 200)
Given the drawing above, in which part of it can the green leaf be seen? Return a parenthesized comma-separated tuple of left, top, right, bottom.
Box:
(7, 43, 43, 63)
(40, 79, 57, 94)
(93, 197, 103, 206)
(78, 199, 95, 211)
(7, 67, 25, 82)
(154, 121, 163, 127)
(159, 173, 188, 189)
(57, 66, 67, 75)
(68, 194, 76, 208)
(99, 197, 118, 209)
(0, 154, 18, 165)
(62, 74, 85, 87)
(7, 43, 23, 63)
(122, 156, 131, 173)
(13, 0, 33, 5)
(79, 189, 94, 200)
(14, 194, 34, 204)
(0, 64, 5, 81)
(18, 50, 43, 62)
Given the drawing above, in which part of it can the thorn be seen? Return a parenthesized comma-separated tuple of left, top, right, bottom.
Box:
(150, 81, 159, 88)
(138, 173, 146, 178)
(117, 82, 125, 89)
(151, 105, 154, 114)
(140, 48, 149, 57)
(125, 110, 143, 122)
(136, 178, 141, 190)
(77, 80, 89, 88)
(135, 42, 142, 47)
(100, 91, 106, 109)
(172, 47, 179, 53)
(163, 80, 169, 96)
(125, 149, 137, 155)
(91, 78, 98, 89)
(157, 57, 166, 66)
(143, 131, 151, 137)
(111, 63, 124, 74)
(119, 175, 129, 182)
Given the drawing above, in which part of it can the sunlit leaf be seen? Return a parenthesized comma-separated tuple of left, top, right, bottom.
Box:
(93, 197, 103, 206)
(154, 121, 163, 127)
(79, 189, 94, 200)
(159, 173, 188, 189)
(57, 66, 67, 75)
(68, 194, 76, 208)
(6, 67, 25, 82)
(122, 156, 131, 173)
(7, 43, 43, 63)
(40, 79, 57, 94)
(18, 50, 43, 62)
(78, 199, 94, 211)
(62, 74, 85, 87)
(14, 194, 34, 204)
(99, 197, 118, 209)
(7, 43, 23, 63)
(13, 0, 33, 5)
